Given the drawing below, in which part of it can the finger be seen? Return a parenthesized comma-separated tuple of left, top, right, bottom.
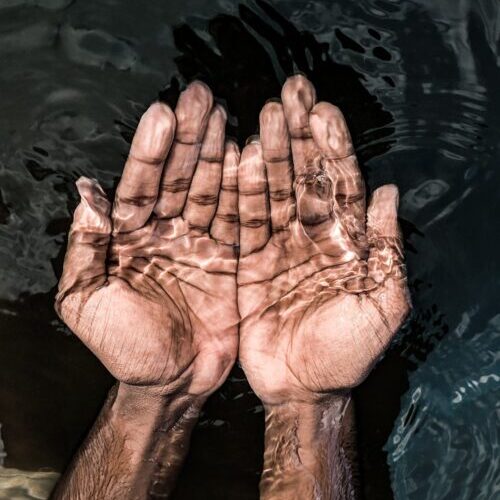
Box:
(112, 102, 176, 233)
(260, 101, 295, 233)
(183, 105, 226, 231)
(238, 140, 270, 256)
(282, 77, 333, 231)
(366, 185, 401, 258)
(154, 81, 214, 218)
(281, 74, 318, 176)
(366, 185, 410, 329)
(55, 177, 111, 316)
(294, 157, 334, 228)
(310, 102, 366, 240)
(211, 141, 240, 245)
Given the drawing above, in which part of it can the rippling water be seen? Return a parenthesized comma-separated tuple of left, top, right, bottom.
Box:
(0, 0, 498, 499)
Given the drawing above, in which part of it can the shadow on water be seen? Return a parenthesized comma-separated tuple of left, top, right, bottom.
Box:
(0, 0, 499, 499)
(164, 0, 394, 159)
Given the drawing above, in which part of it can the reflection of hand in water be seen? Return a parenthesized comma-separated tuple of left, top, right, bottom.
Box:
(237, 75, 411, 499)
(52, 82, 239, 499)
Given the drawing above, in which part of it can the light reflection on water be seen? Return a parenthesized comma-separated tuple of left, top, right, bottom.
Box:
(0, 0, 498, 499)
(387, 313, 500, 499)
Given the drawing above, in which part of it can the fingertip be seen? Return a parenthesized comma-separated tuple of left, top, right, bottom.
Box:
(281, 75, 317, 134)
(185, 80, 213, 107)
(260, 101, 289, 162)
(75, 175, 96, 192)
(175, 81, 214, 142)
(73, 178, 111, 232)
(75, 176, 94, 204)
(132, 102, 176, 163)
(259, 100, 285, 123)
(212, 103, 228, 122)
(225, 138, 239, 150)
(223, 141, 240, 183)
(183, 81, 213, 117)
(224, 140, 240, 161)
(204, 103, 228, 139)
(76, 177, 109, 208)
(149, 100, 176, 119)
(265, 97, 282, 105)
(281, 74, 316, 105)
(141, 101, 176, 130)
(367, 184, 400, 237)
(309, 102, 353, 158)
(310, 101, 341, 115)
(241, 140, 263, 162)
(239, 142, 266, 193)
(259, 101, 287, 136)
(245, 135, 261, 146)
(200, 105, 227, 162)
(372, 184, 399, 210)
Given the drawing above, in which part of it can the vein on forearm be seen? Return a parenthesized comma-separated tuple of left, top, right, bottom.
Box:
(260, 397, 358, 500)
(146, 396, 202, 498)
(50, 385, 130, 500)
(50, 384, 204, 500)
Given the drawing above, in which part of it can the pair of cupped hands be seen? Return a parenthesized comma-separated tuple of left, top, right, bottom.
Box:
(56, 75, 410, 417)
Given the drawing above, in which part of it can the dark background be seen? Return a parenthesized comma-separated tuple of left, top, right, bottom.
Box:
(0, 0, 499, 499)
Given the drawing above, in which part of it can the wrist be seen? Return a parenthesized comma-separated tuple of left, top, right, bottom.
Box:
(261, 394, 355, 500)
(109, 383, 206, 496)
(113, 383, 205, 421)
(51, 383, 206, 500)
(111, 382, 205, 449)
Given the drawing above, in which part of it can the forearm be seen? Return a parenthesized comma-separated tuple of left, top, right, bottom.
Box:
(50, 383, 204, 500)
(260, 395, 358, 500)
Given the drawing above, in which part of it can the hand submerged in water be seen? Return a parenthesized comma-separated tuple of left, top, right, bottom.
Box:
(56, 82, 239, 397)
(53, 76, 410, 500)
(52, 82, 240, 499)
(238, 75, 410, 403)
(237, 76, 411, 499)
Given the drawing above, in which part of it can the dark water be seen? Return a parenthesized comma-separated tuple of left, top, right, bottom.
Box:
(0, 0, 499, 498)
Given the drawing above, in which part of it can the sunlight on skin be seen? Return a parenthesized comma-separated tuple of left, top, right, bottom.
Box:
(237, 75, 411, 499)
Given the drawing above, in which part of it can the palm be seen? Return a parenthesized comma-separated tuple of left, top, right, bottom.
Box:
(239, 219, 401, 398)
(237, 77, 410, 404)
(66, 219, 237, 392)
(56, 84, 240, 397)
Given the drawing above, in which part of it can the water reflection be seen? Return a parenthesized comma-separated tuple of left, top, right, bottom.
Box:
(388, 313, 500, 500)
(0, 0, 498, 499)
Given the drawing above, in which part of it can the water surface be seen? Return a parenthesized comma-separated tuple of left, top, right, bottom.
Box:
(0, 1, 499, 499)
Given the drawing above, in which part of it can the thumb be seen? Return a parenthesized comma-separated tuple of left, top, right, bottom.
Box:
(55, 177, 111, 318)
(366, 184, 411, 331)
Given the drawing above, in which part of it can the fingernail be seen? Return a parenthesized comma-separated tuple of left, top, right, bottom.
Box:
(246, 134, 261, 145)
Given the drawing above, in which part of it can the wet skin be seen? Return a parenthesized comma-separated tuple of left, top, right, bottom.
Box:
(237, 76, 410, 499)
(52, 76, 410, 499)
(52, 82, 240, 499)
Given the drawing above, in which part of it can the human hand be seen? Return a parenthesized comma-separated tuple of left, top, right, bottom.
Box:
(56, 82, 239, 399)
(236, 75, 410, 499)
(52, 82, 242, 500)
(238, 75, 411, 406)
